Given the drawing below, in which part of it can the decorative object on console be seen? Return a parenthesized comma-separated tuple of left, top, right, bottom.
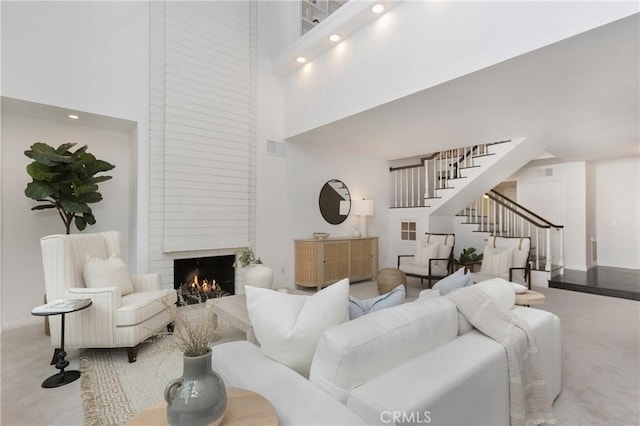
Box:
(24, 142, 115, 234)
(348, 284, 405, 319)
(351, 198, 374, 237)
(245, 279, 350, 377)
(163, 296, 227, 426)
(234, 248, 273, 289)
(319, 179, 351, 225)
(312, 232, 330, 240)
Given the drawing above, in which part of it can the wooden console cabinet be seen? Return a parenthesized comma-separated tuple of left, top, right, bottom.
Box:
(295, 237, 378, 290)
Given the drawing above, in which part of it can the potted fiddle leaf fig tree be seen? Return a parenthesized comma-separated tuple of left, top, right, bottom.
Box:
(24, 142, 115, 234)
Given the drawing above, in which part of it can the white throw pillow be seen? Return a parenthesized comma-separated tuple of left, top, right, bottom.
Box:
(480, 246, 514, 277)
(83, 254, 134, 295)
(418, 288, 442, 299)
(455, 277, 516, 335)
(414, 242, 439, 266)
(432, 267, 472, 295)
(245, 278, 350, 377)
(436, 244, 452, 270)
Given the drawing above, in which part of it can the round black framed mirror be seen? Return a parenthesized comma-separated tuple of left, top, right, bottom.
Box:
(319, 179, 351, 225)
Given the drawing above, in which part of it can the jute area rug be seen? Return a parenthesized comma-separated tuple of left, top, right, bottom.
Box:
(80, 318, 244, 426)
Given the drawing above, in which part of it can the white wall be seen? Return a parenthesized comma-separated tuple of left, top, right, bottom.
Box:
(595, 157, 640, 269)
(1, 1, 148, 329)
(286, 143, 390, 281)
(516, 162, 587, 270)
(280, 1, 638, 138)
(1, 112, 134, 329)
(1, 1, 149, 272)
(255, 2, 391, 287)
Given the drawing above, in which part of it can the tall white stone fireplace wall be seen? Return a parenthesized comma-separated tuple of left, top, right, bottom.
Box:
(148, 1, 257, 293)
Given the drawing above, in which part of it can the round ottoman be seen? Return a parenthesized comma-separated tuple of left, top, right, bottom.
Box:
(377, 268, 407, 295)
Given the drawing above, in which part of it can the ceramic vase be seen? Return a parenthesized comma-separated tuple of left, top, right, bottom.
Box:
(164, 350, 227, 426)
(245, 264, 273, 289)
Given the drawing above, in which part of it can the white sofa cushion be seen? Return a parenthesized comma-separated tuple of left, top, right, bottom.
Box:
(116, 289, 175, 327)
(309, 297, 459, 403)
(348, 284, 405, 319)
(211, 340, 367, 426)
(346, 330, 511, 426)
(83, 254, 134, 295)
(245, 279, 349, 377)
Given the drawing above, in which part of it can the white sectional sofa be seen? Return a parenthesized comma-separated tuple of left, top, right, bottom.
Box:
(211, 283, 561, 426)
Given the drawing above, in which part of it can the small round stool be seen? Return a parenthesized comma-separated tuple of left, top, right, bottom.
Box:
(377, 268, 407, 295)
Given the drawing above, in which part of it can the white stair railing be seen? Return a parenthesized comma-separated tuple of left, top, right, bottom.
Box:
(460, 190, 564, 276)
(390, 141, 509, 208)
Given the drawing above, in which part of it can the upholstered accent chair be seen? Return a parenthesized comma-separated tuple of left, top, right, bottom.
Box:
(471, 236, 532, 288)
(397, 233, 455, 287)
(40, 231, 177, 362)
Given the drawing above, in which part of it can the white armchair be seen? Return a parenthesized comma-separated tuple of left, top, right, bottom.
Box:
(397, 233, 455, 287)
(471, 236, 532, 287)
(40, 231, 177, 362)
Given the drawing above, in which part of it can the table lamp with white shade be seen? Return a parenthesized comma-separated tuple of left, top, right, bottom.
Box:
(352, 199, 374, 237)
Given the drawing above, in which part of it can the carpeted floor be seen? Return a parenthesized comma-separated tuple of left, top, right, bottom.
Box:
(535, 286, 640, 425)
(80, 336, 182, 426)
(80, 306, 245, 426)
(75, 282, 640, 426)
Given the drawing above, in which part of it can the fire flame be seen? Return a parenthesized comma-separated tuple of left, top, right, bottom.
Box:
(189, 275, 216, 293)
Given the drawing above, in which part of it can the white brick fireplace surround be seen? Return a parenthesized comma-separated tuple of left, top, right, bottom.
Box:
(148, 1, 257, 293)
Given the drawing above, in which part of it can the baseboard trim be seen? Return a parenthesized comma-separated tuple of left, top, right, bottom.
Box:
(2, 316, 42, 332)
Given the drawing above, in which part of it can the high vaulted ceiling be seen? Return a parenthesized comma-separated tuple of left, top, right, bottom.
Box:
(288, 14, 639, 162)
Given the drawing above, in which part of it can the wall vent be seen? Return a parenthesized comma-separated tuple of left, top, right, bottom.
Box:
(591, 239, 597, 262)
(267, 140, 286, 157)
(537, 168, 553, 177)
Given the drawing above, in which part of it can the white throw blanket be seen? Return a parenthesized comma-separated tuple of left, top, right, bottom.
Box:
(446, 286, 555, 426)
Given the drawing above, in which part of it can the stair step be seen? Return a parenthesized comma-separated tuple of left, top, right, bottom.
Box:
(471, 153, 496, 159)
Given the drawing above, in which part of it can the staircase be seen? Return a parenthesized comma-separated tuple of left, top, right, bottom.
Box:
(389, 137, 545, 216)
(458, 190, 564, 279)
(388, 137, 562, 282)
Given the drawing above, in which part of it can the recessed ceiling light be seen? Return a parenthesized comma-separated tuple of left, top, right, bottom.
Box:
(68, 114, 79, 120)
(296, 56, 307, 63)
(329, 34, 341, 42)
(371, 4, 385, 14)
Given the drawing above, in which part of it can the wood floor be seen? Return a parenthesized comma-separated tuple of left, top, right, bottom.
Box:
(548, 266, 640, 300)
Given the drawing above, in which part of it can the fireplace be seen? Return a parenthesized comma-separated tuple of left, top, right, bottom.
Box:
(173, 255, 235, 304)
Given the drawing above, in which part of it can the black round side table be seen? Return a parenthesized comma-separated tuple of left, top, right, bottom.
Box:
(31, 299, 92, 388)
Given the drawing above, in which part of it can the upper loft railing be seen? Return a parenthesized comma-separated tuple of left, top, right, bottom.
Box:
(460, 189, 564, 274)
(389, 141, 508, 208)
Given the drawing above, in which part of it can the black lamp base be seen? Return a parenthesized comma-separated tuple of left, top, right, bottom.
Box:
(41, 370, 81, 388)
